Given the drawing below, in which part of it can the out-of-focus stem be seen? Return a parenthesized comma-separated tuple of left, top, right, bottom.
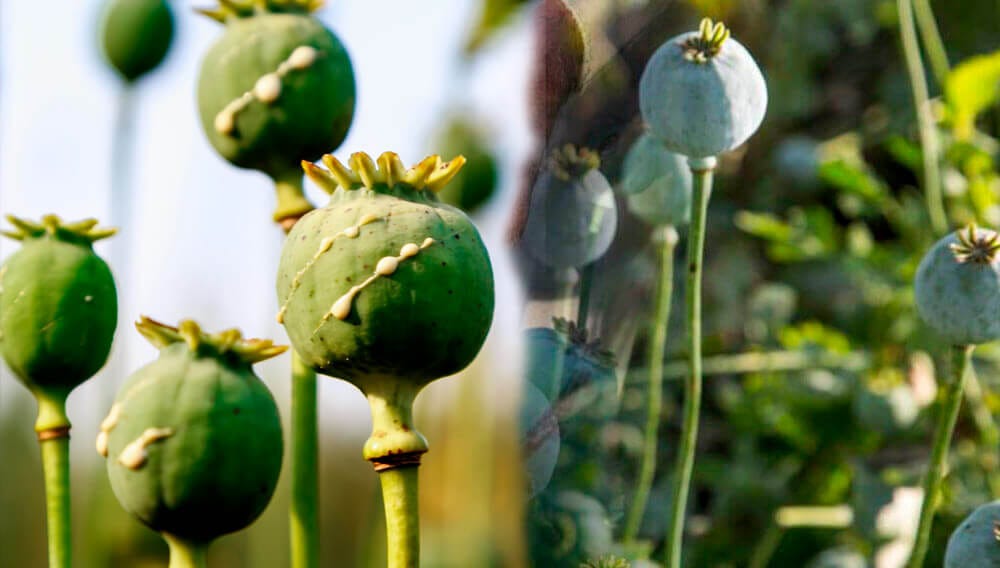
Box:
(911, 0, 950, 87)
(664, 157, 714, 568)
(622, 225, 678, 544)
(36, 392, 71, 568)
(906, 344, 972, 568)
(164, 534, 208, 568)
(898, 0, 947, 236)
(289, 350, 319, 568)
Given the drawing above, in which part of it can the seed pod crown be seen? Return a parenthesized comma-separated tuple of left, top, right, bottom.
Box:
(136, 316, 287, 364)
(303, 151, 467, 195)
(197, 0, 323, 22)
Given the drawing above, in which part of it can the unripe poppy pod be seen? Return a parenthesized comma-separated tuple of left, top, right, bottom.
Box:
(521, 145, 618, 269)
(914, 225, 1000, 345)
(277, 152, 495, 390)
(639, 18, 767, 159)
(100, 0, 174, 82)
(622, 133, 692, 227)
(945, 500, 1000, 568)
(0, 215, 117, 399)
(101, 317, 285, 543)
(196, 0, 356, 219)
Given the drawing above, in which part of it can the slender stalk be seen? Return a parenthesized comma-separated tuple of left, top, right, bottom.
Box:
(35, 392, 71, 568)
(626, 349, 871, 383)
(40, 436, 70, 568)
(898, 0, 947, 237)
(289, 349, 319, 568)
(906, 344, 973, 568)
(911, 0, 950, 87)
(622, 225, 678, 544)
(164, 534, 209, 568)
(665, 158, 714, 568)
(378, 466, 421, 568)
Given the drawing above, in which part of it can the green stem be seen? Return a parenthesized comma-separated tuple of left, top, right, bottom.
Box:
(576, 263, 595, 328)
(164, 534, 209, 568)
(626, 349, 871, 383)
(290, 350, 319, 568)
(665, 158, 714, 568)
(898, 0, 947, 237)
(274, 174, 315, 225)
(35, 392, 71, 568)
(911, 0, 950, 87)
(378, 466, 421, 568)
(906, 344, 973, 568)
(622, 225, 678, 544)
(747, 523, 783, 568)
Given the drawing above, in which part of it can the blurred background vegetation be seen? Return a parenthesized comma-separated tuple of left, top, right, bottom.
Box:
(3, 0, 1000, 566)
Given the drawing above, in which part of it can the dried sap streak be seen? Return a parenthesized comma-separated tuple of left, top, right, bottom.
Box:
(314, 237, 437, 333)
(214, 45, 319, 135)
(276, 213, 382, 324)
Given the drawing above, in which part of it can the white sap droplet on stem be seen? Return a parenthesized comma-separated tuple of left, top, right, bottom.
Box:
(276, 305, 287, 324)
(288, 46, 318, 70)
(330, 292, 357, 321)
(101, 404, 122, 432)
(421, 237, 436, 248)
(375, 256, 399, 276)
(118, 427, 174, 470)
(342, 226, 360, 238)
(254, 73, 282, 104)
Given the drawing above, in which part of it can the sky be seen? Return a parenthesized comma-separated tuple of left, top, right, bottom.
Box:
(0, 0, 534, 447)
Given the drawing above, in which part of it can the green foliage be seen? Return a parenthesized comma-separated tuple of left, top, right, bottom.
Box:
(946, 50, 1000, 140)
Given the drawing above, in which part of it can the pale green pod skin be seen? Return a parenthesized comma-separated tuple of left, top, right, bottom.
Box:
(0, 233, 116, 396)
(197, 13, 356, 182)
(623, 133, 692, 227)
(100, 0, 174, 82)
(278, 186, 495, 386)
(639, 30, 767, 158)
(522, 169, 618, 269)
(945, 500, 1000, 568)
(105, 341, 283, 543)
(914, 228, 1000, 345)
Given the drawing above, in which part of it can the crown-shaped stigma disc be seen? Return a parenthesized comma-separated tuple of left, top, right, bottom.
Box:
(136, 316, 287, 364)
(1, 214, 117, 243)
(302, 151, 467, 194)
(196, 0, 323, 23)
(949, 224, 1000, 264)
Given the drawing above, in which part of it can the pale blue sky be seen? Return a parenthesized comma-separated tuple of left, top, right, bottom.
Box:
(0, 0, 533, 448)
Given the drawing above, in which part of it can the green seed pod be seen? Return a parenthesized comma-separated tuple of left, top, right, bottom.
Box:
(101, 317, 285, 543)
(277, 151, 494, 463)
(639, 18, 767, 158)
(945, 500, 1000, 568)
(432, 118, 500, 213)
(196, 0, 356, 220)
(0, 215, 117, 425)
(914, 225, 1000, 345)
(521, 145, 618, 268)
(100, 0, 174, 82)
(622, 132, 692, 227)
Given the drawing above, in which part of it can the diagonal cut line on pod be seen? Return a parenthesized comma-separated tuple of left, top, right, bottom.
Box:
(312, 237, 437, 335)
(276, 213, 383, 324)
(95, 403, 123, 457)
(118, 427, 174, 470)
(214, 45, 321, 136)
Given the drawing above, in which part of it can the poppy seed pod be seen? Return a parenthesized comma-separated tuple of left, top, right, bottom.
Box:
(101, 317, 285, 543)
(945, 500, 1000, 568)
(196, 0, 356, 219)
(622, 133, 692, 227)
(914, 225, 1000, 345)
(0, 215, 117, 413)
(521, 145, 618, 268)
(100, 0, 174, 82)
(639, 18, 767, 159)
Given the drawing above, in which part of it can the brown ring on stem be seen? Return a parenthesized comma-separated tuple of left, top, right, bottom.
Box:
(37, 426, 71, 442)
(370, 451, 424, 472)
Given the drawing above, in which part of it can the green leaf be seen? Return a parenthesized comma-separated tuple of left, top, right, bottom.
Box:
(945, 50, 1000, 140)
